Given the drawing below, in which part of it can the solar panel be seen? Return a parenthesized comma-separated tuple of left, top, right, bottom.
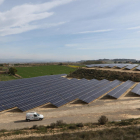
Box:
(131, 83, 140, 95)
(107, 64, 116, 68)
(85, 64, 132, 68)
(107, 80, 135, 98)
(125, 64, 138, 70)
(115, 64, 130, 69)
(79, 80, 122, 103)
(135, 65, 140, 71)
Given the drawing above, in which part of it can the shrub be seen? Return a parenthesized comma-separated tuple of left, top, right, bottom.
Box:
(68, 124, 77, 129)
(76, 123, 84, 127)
(118, 121, 132, 126)
(49, 123, 56, 129)
(58, 63, 63, 65)
(98, 116, 108, 125)
(31, 125, 37, 129)
(36, 125, 46, 130)
(0, 129, 7, 133)
(68, 69, 140, 82)
(56, 120, 66, 126)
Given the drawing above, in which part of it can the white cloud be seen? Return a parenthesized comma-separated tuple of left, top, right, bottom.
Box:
(127, 26, 140, 30)
(0, 0, 4, 5)
(75, 29, 113, 34)
(0, 22, 66, 36)
(0, 0, 74, 36)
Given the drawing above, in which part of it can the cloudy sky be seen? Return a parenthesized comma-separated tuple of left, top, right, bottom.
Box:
(1, 0, 140, 62)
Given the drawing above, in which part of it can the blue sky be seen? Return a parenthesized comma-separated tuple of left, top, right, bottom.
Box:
(1, 0, 140, 62)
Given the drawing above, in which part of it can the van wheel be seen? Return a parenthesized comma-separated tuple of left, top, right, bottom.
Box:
(39, 118, 42, 121)
(27, 119, 30, 122)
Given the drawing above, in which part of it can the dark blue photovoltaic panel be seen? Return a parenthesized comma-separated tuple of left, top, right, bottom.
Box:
(116, 64, 130, 69)
(107, 64, 117, 68)
(79, 80, 122, 103)
(135, 65, 140, 70)
(85, 64, 136, 69)
(125, 64, 138, 70)
(107, 80, 135, 98)
(131, 83, 140, 95)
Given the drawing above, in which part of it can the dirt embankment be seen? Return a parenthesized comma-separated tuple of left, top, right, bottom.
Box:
(14, 74, 22, 78)
(68, 68, 140, 82)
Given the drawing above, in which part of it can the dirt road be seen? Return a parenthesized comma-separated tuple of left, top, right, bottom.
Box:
(0, 94, 140, 130)
(85, 67, 140, 73)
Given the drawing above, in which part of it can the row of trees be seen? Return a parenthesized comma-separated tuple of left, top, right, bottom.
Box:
(82, 61, 104, 65)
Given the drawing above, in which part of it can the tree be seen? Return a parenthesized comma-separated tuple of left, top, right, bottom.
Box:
(58, 63, 63, 65)
(9, 67, 17, 75)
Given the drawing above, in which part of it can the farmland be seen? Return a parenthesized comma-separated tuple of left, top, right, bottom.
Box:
(16, 65, 77, 78)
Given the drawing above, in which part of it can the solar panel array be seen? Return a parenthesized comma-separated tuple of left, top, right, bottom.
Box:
(0, 74, 67, 112)
(86, 64, 139, 69)
(79, 80, 122, 103)
(125, 64, 138, 70)
(116, 64, 130, 68)
(131, 83, 140, 95)
(0, 74, 108, 112)
(107, 80, 135, 98)
(107, 64, 118, 68)
(0, 75, 138, 112)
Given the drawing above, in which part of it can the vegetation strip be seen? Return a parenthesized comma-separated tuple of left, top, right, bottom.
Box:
(1, 118, 140, 140)
(0, 74, 16, 81)
(68, 68, 140, 82)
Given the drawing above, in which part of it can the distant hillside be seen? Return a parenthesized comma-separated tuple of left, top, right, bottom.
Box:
(80, 60, 104, 65)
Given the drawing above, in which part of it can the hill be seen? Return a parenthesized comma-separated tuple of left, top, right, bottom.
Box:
(68, 68, 140, 82)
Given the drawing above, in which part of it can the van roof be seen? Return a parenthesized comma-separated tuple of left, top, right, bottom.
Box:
(27, 112, 36, 114)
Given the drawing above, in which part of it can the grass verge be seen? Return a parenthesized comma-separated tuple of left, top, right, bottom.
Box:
(0, 74, 16, 81)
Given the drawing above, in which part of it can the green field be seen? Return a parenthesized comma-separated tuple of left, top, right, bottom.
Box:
(0, 74, 16, 81)
(16, 65, 77, 78)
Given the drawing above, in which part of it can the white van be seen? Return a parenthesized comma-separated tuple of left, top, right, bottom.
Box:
(26, 112, 44, 122)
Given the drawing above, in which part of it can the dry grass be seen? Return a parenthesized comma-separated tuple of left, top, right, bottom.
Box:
(9, 126, 140, 140)
(1, 118, 140, 140)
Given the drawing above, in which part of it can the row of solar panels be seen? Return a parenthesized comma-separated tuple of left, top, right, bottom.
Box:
(0, 74, 66, 89)
(86, 64, 139, 70)
(0, 74, 139, 112)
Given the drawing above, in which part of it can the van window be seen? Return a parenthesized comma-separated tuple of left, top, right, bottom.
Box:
(34, 114, 37, 117)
